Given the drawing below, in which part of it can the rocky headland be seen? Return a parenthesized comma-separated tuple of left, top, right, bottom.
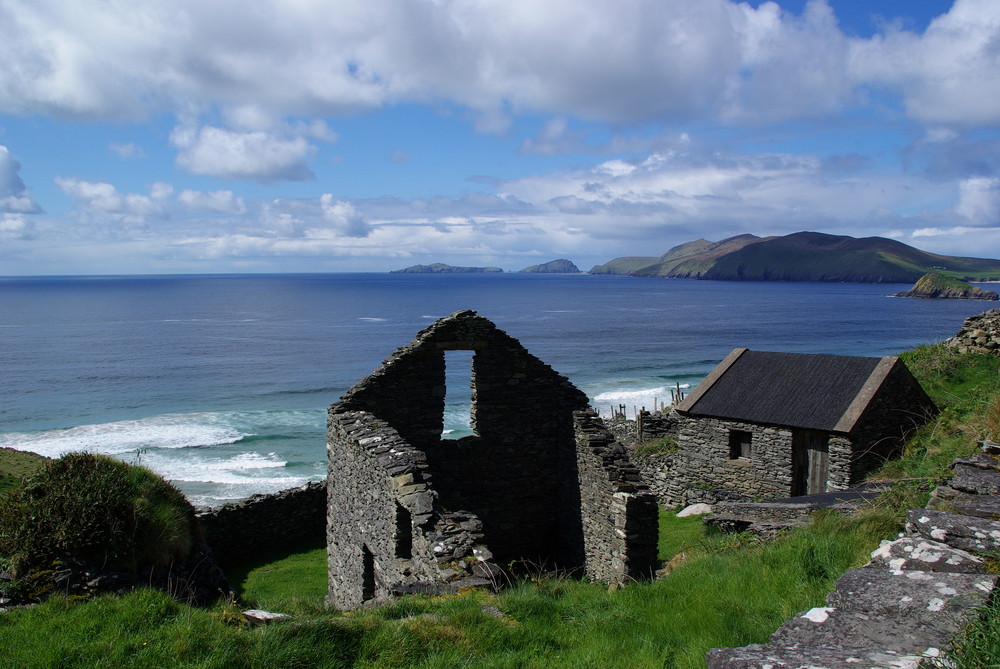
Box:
(895, 272, 998, 300)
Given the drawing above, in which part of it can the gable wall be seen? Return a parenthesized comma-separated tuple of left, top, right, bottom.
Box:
(847, 365, 938, 481)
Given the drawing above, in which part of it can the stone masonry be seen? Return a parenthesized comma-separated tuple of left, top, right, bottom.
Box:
(946, 308, 1000, 354)
(326, 310, 658, 610)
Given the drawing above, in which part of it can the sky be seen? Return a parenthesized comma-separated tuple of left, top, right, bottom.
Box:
(1, 0, 999, 275)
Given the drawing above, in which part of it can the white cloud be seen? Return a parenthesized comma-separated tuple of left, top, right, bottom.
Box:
(850, 0, 1000, 126)
(178, 189, 246, 214)
(3, 0, 995, 131)
(0, 145, 42, 214)
(0, 213, 34, 240)
(956, 177, 1000, 225)
(56, 177, 165, 221)
(171, 124, 317, 181)
(320, 195, 370, 237)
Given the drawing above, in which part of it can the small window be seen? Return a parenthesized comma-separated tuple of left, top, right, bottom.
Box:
(729, 430, 752, 460)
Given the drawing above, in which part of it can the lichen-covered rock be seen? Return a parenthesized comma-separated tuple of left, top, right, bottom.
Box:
(866, 537, 985, 573)
(906, 509, 1000, 553)
(825, 568, 995, 614)
(949, 454, 1000, 495)
(926, 485, 1000, 519)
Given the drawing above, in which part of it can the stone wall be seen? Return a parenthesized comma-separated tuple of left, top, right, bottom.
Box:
(946, 308, 1000, 354)
(667, 416, 852, 504)
(326, 311, 658, 609)
(196, 481, 326, 566)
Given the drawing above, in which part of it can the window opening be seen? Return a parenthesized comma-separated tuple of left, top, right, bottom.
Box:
(443, 350, 475, 438)
(729, 430, 752, 460)
(395, 502, 413, 559)
(362, 544, 376, 601)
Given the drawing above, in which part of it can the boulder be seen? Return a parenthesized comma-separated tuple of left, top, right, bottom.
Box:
(676, 503, 712, 517)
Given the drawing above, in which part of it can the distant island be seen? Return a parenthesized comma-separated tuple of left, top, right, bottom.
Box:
(590, 231, 1000, 284)
(519, 259, 581, 274)
(895, 272, 998, 300)
(391, 263, 504, 274)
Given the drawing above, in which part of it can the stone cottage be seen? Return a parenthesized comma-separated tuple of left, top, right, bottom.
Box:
(669, 348, 937, 503)
(326, 310, 658, 610)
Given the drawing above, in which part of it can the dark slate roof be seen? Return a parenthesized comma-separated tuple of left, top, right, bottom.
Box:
(676, 349, 889, 432)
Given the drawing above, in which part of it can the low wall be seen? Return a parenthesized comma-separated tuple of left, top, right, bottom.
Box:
(196, 481, 327, 565)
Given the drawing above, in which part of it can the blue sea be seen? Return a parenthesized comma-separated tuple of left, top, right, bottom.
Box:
(0, 273, 991, 507)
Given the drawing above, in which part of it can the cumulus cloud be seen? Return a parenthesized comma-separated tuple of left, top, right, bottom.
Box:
(850, 0, 1000, 126)
(320, 195, 371, 237)
(55, 178, 167, 222)
(171, 124, 317, 181)
(0, 145, 42, 214)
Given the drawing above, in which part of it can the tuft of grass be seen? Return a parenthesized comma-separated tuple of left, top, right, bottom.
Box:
(633, 436, 677, 459)
(0, 452, 199, 576)
(874, 344, 1000, 481)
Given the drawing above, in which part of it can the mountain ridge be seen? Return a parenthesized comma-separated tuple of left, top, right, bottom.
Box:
(590, 232, 1000, 283)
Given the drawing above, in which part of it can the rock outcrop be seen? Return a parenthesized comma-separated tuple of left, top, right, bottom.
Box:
(946, 308, 1000, 354)
(895, 272, 998, 300)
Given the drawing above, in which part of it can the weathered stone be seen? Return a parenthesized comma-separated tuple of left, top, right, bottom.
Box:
(925, 485, 1000, 520)
(950, 454, 1000, 495)
(243, 609, 292, 625)
(675, 503, 712, 517)
(907, 509, 1000, 553)
(866, 537, 985, 573)
(707, 642, 943, 668)
(769, 607, 972, 655)
(826, 568, 995, 614)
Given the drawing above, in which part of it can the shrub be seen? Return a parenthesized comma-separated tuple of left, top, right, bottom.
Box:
(0, 453, 199, 576)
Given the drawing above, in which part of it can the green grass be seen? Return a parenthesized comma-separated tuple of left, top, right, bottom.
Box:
(0, 448, 47, 495)
(0, 509, 895, 669)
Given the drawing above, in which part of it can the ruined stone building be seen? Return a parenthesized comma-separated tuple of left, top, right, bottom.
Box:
(326, 310, 658, 610)
(667, 348, 937, 504)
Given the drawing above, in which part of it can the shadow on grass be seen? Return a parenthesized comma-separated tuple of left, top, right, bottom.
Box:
(219, 535, 327, 597)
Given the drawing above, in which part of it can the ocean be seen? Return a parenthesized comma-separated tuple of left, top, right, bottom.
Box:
(0, 273, 990, 508)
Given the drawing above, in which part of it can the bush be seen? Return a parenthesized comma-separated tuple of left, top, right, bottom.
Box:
(0, 453, 200, 576)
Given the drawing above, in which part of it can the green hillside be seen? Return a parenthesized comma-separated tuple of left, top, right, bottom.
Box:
(594, 231, 1000, 283)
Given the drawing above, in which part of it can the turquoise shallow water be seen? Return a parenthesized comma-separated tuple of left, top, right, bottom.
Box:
(0, 273, 989, 506)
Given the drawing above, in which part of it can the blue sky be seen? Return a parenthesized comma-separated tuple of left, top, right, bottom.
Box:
(1, 0, 998, 274)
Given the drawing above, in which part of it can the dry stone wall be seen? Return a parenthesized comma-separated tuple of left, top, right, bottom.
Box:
(196, 481, 326, 566)
(946, 308, 1000, 354)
